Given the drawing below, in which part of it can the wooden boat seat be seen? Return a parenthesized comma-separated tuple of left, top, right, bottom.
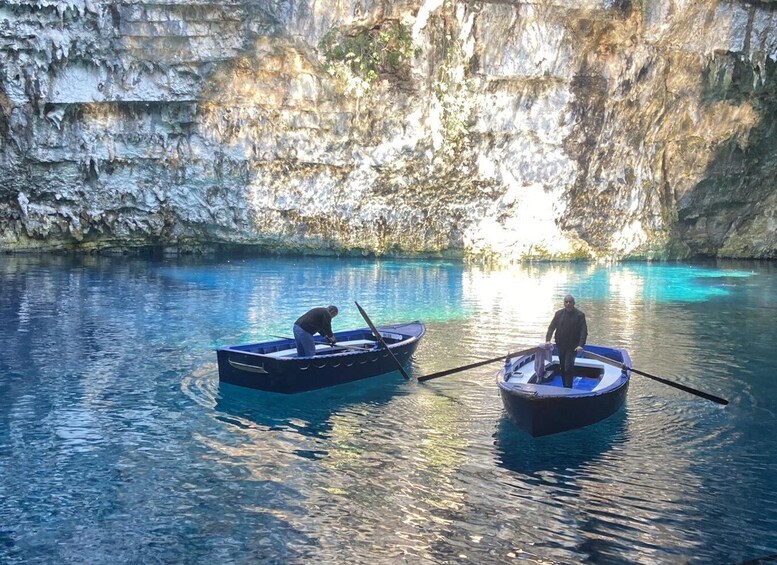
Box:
(337, 339, 375, 347)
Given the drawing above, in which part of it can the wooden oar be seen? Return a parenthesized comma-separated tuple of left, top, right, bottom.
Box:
(354, 301, 411, 380)
(582, 350, 729, 406)
(323, 342, 373, 352)
(269, 335, 371, 352)
(418, 346, 538, 383)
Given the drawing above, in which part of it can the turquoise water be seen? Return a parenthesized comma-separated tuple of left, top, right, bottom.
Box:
(1, 254, 776, 564)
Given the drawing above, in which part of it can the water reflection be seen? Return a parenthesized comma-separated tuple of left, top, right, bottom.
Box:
(493, 411, 628, 476)
(213, 373, 404, 442)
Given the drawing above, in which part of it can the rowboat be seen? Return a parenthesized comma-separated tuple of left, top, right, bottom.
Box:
(497, 344, 631, 437)
(216, 321, 425, 393)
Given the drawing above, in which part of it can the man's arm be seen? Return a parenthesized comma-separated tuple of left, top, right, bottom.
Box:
(545, 310, 560, 342)
(322, 314, 335, 343)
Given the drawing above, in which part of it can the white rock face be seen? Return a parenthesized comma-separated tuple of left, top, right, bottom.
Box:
(1, 0, 776, 260)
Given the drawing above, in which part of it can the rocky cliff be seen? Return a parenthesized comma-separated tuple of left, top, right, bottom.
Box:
(1, 0, 776, 260)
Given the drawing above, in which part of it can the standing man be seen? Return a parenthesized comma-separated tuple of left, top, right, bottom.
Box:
(293, 305, 338, 357)
(545, 294, 587, 388)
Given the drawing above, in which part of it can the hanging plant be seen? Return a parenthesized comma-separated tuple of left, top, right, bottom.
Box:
(319, 21, 417, 84)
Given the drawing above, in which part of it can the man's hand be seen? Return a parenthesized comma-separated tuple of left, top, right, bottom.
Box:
(575, 346, 584, 353)
(327, 336, 337, 345)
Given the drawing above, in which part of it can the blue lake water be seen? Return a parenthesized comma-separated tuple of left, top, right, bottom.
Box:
(1, 254, 776, 564)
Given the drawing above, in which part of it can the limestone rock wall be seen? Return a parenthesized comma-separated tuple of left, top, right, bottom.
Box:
(1, 0, 776, 260)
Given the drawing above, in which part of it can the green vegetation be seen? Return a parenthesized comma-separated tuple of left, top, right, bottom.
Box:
(319, 21, 417, 83)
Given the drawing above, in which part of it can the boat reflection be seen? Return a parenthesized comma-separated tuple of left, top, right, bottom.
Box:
(493, 408, 629, 475)
(214, 372, 404, 442)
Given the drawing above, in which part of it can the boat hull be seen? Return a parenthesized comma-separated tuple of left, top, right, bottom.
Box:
(216, 321, 424, 393)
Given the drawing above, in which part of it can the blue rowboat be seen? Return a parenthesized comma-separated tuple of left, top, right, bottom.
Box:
(497, 344, 631, 437)
(216, 321, 425, 393)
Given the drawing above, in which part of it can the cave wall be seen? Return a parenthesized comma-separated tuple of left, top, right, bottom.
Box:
(1, 0, 776, 260)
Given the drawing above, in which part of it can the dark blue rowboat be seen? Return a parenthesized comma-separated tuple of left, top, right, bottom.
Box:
(497, 344, 631, 437)
(216, 321, 425, 393)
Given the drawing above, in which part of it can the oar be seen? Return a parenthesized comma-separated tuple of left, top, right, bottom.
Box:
(418, 346, 538, 382)
(582, 350, 729, 406)
(269, 335, 371, 352)
(354, 301, 411, 380)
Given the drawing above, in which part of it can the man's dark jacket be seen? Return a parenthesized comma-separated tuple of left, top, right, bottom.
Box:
(295, 307, 334, 338)
(546, 308, 587, 348)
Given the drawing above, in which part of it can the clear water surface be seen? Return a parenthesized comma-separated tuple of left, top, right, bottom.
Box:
(1, 254, 776, 564)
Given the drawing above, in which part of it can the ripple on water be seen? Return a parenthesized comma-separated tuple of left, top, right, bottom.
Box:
(4, 257, 776, 564)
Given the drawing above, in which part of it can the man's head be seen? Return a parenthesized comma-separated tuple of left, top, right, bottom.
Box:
(563, 295, 576, 312)
(327, 305, 339, 317)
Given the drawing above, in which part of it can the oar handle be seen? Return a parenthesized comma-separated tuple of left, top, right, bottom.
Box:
(582, 349, 729, 406)
(327, 343, 372, 351)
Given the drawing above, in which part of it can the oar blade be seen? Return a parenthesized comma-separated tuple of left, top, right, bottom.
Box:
(630, 367, 729, 406)
(582, 350, 729, 406)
